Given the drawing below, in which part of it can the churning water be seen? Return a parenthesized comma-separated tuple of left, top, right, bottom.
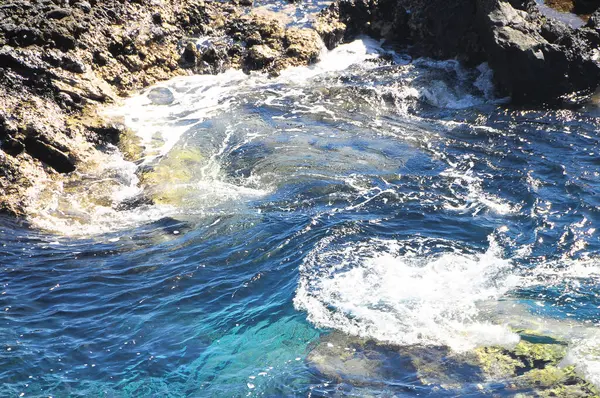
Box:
(2, 37, 600, 396)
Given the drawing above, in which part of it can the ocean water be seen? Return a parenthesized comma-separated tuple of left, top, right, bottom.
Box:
(2, 38, 600, 397)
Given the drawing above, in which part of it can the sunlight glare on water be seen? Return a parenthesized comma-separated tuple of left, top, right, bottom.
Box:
(2, 37, 600, 397)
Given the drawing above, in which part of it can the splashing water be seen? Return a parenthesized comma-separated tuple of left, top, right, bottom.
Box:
(295, 235, 522, 351)
(2, 36, 600, 397)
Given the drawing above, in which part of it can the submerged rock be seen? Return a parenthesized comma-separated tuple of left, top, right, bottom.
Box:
(139, 148, 206, 206)
(307, 329, 600, 396)
(147, 87, 175, 106)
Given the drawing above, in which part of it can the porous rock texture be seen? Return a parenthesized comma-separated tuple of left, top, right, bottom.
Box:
(0, 0, 325, 218)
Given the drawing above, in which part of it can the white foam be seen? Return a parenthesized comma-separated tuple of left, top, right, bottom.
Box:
(564, 338, 600, 388)
(279, 36, 382, 81)
(441, 162, 519, 216)
(106, 38, 385, 162)
(389, 59, 502, 110)
(106, 69, 248, 163)
(31, 38, 503, 237)
(294, 235, 521, 352)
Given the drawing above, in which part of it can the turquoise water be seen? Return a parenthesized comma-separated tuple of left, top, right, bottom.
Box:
(1, 39, 600, 396)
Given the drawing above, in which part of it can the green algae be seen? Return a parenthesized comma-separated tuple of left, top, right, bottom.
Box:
(140, 147, 205, 205)
(513, 339, 567, 369)
(468, 329, 598, 397)
(307, 327, 599, 396)
(473, 346, 525, 379)
(520, 365, 599, 397)
(472, 330, 567, 381)
(117, 127, 144, 162)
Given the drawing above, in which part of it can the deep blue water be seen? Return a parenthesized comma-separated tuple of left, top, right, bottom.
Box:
(1, 40, 600, 397)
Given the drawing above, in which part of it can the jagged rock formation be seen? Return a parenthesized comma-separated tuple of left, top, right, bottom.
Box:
(317, 0, 600, 104)
(0, 0, 325, 217)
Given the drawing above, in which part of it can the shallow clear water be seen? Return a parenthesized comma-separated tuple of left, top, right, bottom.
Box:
(2, 38, 600, 397)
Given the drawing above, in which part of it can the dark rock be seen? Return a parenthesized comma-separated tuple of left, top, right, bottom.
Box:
(46, 8, 72, 20)
(74, 1, 92, 14)
(324, 0, 600, 104)
(92, 50, 108, 66)
(245, 31, 263, 46)
(147, 87, 175, 105)
(108, 37, 137, 57)
(181, 42, 199, 64)
(1, 137, 25, 156)
(114, 194, 154, 211)
(325, 0, 477, 61)
(541, 18, 572, 43)
(57, 91, 78, 109)
(314, 5, 347, 50)
(42, 51, 63, 67)
(407, 0, 481, 62)
(196, 38, 232, 73)
(0, 47, 45, 77)
(24, 134, 76, 173)
(477, 0, 600, 103)
(50, 28, 77, 51)
(61, 55, 86, 73)
(152, 12, 163, 25)
(573, 0, 600, 14)
(587, 8, 600, 28)
(4, 26, 45, 47)
(61, 88, 85, 104)
(88, 124, 124, 145)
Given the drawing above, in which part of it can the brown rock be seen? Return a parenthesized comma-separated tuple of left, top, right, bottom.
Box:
(0, 0, 333, 218)
(284, 27, 323, 64)
(247, 44, 279, 69)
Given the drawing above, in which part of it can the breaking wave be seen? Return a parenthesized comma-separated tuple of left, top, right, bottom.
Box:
(294, 234, 522, 351)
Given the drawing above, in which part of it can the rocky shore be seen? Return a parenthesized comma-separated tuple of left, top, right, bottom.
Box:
(317, 0, 600, 104)
(3, 0, 600, 218)
(0, 0, 324, 217)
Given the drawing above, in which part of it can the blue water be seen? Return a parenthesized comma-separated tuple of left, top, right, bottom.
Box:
(2, 40, 600, 397)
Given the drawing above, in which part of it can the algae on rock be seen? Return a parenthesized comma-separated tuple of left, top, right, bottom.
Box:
(306, 329, 600, 396)
(140, 147, 205, 206)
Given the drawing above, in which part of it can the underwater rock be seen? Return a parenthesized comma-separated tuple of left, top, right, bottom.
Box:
(139, 147, 205, 206)
(147, 87, 175, 106)
(307, 329, 600, 396)
(306, 332, 415, 386)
